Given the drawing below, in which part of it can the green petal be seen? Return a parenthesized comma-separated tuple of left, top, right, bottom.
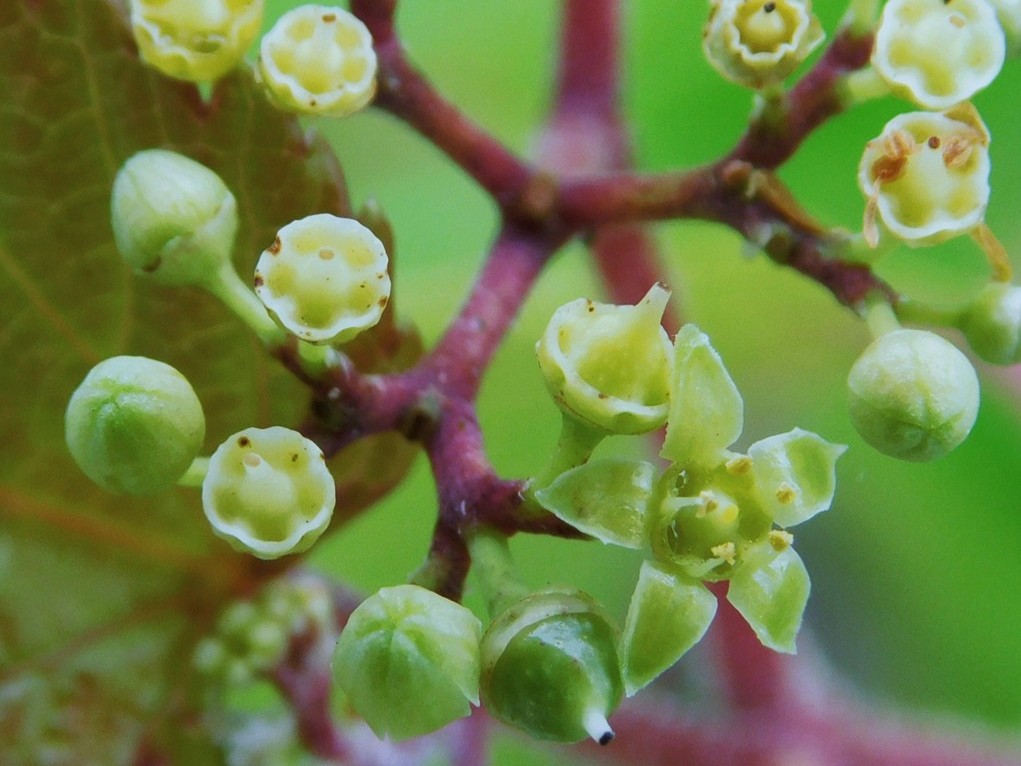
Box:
(534, 458, 655, 548)
(621, 561, 717, 696)
(662, 324, 744, 468)
(727, 546, 810, 654)
(748, 428, 846, 527)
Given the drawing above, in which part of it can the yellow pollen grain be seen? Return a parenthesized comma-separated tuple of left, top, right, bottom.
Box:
(726, 455, 753, 475)
(769, 529, 794, 551)
(776, 482, 797, 504)
(318, 248, 335, 260)
(711, 542, 737, 565)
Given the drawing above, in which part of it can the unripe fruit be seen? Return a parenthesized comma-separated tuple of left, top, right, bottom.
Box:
(703, 0, 824, 89)
(111, 150, 239, 287)
(332, 585, 481, 740)
(255, 214, 390, 345)
(847, 329, 980, 461)
(202, 426, 335, 558)
(65, 356, 205, 495)
(872, 0, 1005, 110)
(961, 282, 1021, 365)
(536, 284, 672, 435)
(481, 590, 623, 744)
(257, 5, 377, 117)
(129, 0, 265, 82)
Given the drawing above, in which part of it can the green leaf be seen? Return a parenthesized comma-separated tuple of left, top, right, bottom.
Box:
(621, 560, 717, 696)
(534, 457, 655, 548)
(661, 324, 744, 468)
(748, 428, 846, 528)
(0, 1, 417, 758)
(727, 545, 811, 654)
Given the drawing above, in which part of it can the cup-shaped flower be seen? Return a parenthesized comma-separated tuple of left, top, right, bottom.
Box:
(848, 329, 980, 461)
(481, 590, 623, 745)
(257, 5, 377, 117)
(872, 0, 1005, 110)
(858, 108, 990, 247)
(986, 0, 1021, 57)
(202, 426, 335, 558)
(254, 213, 390, 345)
(961, 282, 1021, 365)
(536, 284, 672, 435)
(111, 149, 239, 287)
(65, 356, 205, 495)
(332, 585, 481, 740)
(129, 0, 264, 82)
(703, 0, 824, 89)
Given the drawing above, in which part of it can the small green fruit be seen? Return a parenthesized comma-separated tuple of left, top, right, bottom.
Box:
(332, 585, 482, 740)
(65, 356, 205, 495)
(481, 590, 623, 744)
(111, 149, 238, 287)
(847, 329, 980, 461)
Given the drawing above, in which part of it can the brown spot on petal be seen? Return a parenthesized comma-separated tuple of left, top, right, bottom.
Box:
(322, 13, 336, 22)
(268, 237, 281, 255)
(238, 436, 251, 447)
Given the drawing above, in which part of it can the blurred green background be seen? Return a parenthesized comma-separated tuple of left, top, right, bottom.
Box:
(248, 0, 1021, 755)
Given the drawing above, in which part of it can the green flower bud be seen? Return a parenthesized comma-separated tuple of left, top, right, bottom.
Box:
(858, 108, 990, 247)
(332, 585, 481, 740)
(872, 0, 1005, 110)
(257, 5, 377, 117)
(481, 590, 623, 745)
(847, 329, 980, 461)
(703, 0, 824, 89)
(65, 356, 205, 495)
(961, 282, 1021, 365)
(129, 0, 265, 82)
(111, 149, 239, 287)
(202, 426, 335, 558)
(254, 214, 390, 345)
(536, 284, 672, 435)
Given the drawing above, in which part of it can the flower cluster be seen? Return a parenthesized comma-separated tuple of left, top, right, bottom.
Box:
(532, 291, 843, 694)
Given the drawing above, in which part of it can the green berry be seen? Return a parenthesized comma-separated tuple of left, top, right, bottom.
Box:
(961, 282, 1021, 365)
(202, 426, 336, 558)
(129, 0, 265, 82)
(257, 5, 377, 117)
(481, 590, 623, 744)
(858, 108, 991, 247)
(332, 585, 481, 740)
(536, 284, 672, 435)
(847, 329, 980, 461)
(65, 356, 205, 495)
(111, 149, 239, 287)
(872, 0, 1005, 110)
(703, 0, 824, 89)
(254, 214, 391, 345)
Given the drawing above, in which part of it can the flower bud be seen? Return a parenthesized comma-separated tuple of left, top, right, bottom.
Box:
(703, 0, 824, 89)
(129, 0, 265, 82)
(111, 149, 239, 287)
(332, 585, 481, 740)
(872, 0, 1005, 110)
(536, 284, 672, 435)
(986, 0, 1021, 57)
(961, 282, 1021, 365)
(858, 108, 990, 247)
(481, 590, 623, 744)
(65, 356, 205, 495)
(202, 426, 335, 558)
(847, 329, 980, 461)
(257, 5, 377, 117)
(254, 213, 390, 345)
